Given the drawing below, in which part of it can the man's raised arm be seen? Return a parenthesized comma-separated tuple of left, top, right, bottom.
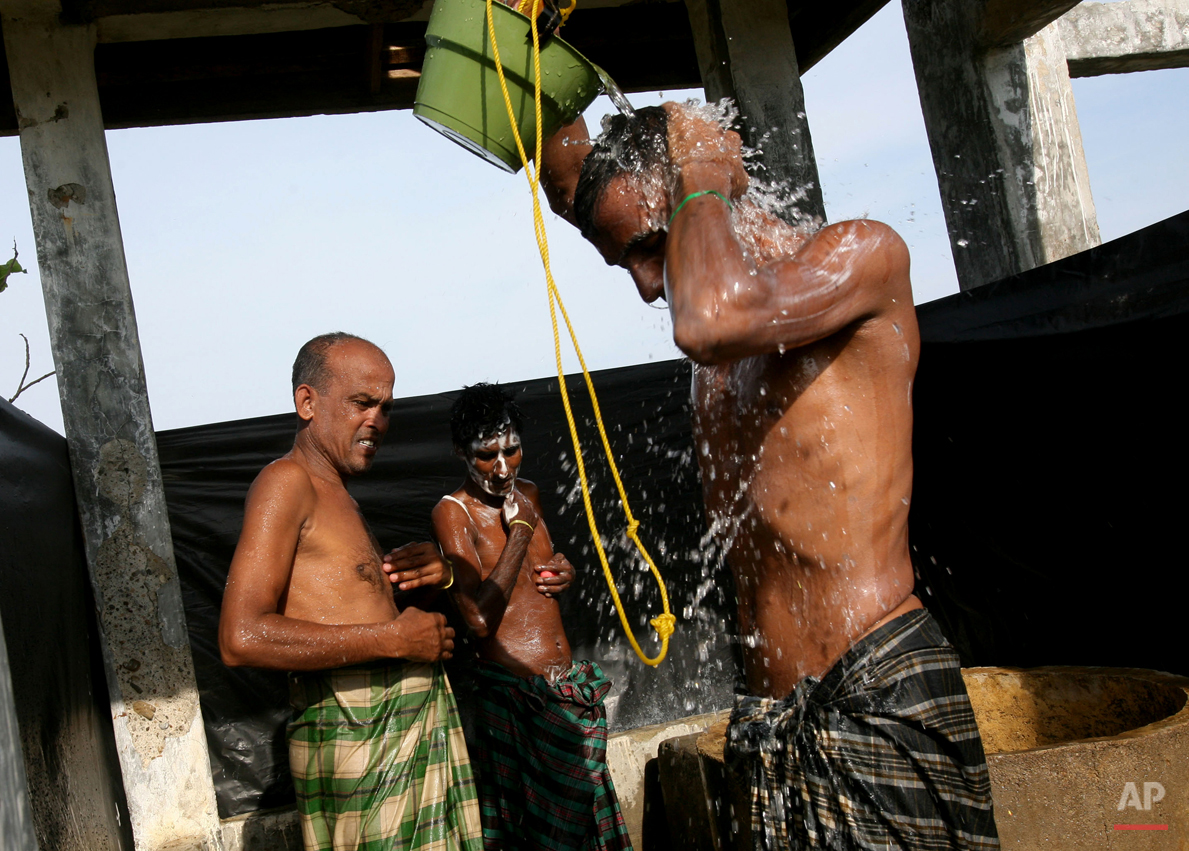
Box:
(662, 105, 912, 364)
(218, 460, 452, 670)
(432, 490, 538, 639)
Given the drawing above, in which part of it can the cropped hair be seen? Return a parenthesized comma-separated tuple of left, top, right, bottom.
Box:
(574, 106, 669, 242)
(292, 332, 370, 393)
(450, 383, 523, 450)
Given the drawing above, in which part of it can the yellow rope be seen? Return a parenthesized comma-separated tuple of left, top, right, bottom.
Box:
(484, 0, 676, 666)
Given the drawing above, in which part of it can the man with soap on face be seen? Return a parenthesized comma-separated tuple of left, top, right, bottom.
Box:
(540, 107, 1000, 851)
(383, 382, 633, 851)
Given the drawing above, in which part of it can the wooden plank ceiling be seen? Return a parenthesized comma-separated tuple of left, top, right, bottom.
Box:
(0, 0, 889, 134)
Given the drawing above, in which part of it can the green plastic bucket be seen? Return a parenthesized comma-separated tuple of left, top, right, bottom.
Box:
(414, 0, 603, 173)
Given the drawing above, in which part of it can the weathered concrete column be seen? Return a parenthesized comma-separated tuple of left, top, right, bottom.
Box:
(684, 0, 826, 226)
(902, 0, 1100, 289)
(1061, 0, 1189, 77)
(1, 8, 221, 850)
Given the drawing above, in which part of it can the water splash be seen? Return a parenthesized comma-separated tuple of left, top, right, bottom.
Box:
(681, 97, 824, 240)
(586, 95, 822, 261)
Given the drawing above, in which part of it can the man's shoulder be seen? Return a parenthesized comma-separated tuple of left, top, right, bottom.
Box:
(818, 219, 912, 297)
(516, 479, 540, 499)
(432, 489, 473, 524)
(249, 456, 318, 503)
(238, 456, 319, 536)
(257, 455, 313, 485)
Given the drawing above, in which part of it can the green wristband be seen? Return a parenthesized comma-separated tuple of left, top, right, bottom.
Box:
(668, 190, 733, 226)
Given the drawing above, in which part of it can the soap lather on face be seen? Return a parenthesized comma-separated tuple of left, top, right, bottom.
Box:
(466, 421, 523, 499)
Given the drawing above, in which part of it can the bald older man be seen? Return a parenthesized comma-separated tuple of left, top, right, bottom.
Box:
(219, 332, 482, 851)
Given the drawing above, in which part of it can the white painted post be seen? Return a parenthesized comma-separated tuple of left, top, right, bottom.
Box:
(684, 0, 827, 226)
(0, 8, 222, 850)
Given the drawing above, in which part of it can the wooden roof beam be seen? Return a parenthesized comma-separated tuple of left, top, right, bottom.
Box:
(1, 0, 907, 135)
(788, 0, 889, 72)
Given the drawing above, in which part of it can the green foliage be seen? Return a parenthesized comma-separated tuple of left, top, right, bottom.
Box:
(0, 242, 26, 294)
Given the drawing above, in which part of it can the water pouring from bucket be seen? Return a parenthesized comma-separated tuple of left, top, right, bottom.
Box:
(596, 67, 636, 119)
(413, 0, 633, 172)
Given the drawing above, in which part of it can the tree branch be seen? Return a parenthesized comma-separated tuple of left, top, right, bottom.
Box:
(9, 333, 55, 403)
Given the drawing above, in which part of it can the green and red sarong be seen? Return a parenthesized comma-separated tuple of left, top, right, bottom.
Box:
(472, 659, 633, 851)
(288, 660, 483, 851)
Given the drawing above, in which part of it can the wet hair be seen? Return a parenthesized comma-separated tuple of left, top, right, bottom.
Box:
(450, 383, 523, 451)
(574, 106, 669, 242)
(292, 332, 372, 393)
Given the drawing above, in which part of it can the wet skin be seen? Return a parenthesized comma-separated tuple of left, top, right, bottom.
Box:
(545, 110, 922, 698)
(427, 431, 576, 678)
(218, 339, 455, 671)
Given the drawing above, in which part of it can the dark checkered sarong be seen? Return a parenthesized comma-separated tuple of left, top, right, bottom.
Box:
(472, 659, 633, 851)
(725, 609, 999, 851)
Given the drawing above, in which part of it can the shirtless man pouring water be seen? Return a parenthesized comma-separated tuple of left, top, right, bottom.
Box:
(219, 332, 482, 851)
(541, 107, 999, 850)
(413, 383, 632, 851)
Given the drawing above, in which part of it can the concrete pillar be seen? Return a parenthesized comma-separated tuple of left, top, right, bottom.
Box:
(0, 611, 39, 851)
(902, 0, 1100, 290)
(1061, 0, 1189, 77)
(683, 0, 827, 227)
(1, 8, 222, 851)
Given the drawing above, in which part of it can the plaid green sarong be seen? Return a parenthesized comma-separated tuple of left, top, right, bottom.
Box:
(288, 660, 483, 851)
(472, 659, 633, 851)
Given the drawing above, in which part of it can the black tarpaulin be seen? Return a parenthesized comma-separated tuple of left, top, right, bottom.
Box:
(158, 208, 1189, 819)
(158, 361, 738, 818)
(909, 209, 1189, 674)
(0, 399, 132, 851)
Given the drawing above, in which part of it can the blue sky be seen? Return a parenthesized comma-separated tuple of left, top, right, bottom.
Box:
(2, 1, 1186, 435)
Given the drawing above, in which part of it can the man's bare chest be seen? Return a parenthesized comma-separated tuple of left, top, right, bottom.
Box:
(296, 498, 385, 587)
(691, 352, 871, 530)
(692, 353, 836, 457)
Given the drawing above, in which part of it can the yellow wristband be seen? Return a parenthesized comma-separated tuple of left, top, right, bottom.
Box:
(440, 557, 455, 590)
(509, 519, 535, 534)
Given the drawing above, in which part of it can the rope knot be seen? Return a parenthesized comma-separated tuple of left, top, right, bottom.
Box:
(650, 613, 677, 641)
(627, 519, 640, 537)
